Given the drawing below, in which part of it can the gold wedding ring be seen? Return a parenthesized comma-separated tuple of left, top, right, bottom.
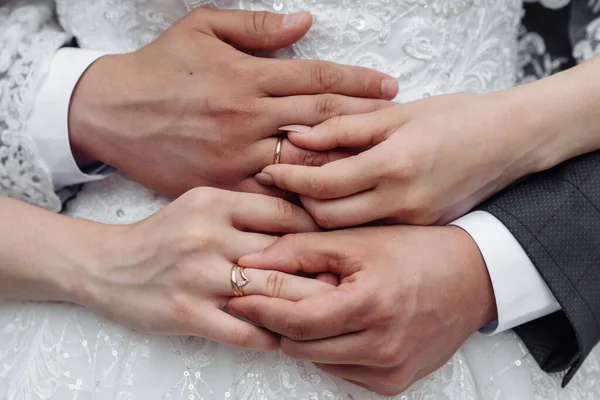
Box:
(274, 136, 284, 165)
(230, 264, 250, 297)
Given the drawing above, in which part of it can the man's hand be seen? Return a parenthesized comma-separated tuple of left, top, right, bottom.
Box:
(68, 8, 397, 197)
(229, 226, 497, 396)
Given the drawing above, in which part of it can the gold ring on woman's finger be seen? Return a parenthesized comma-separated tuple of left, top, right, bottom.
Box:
(230, 264, 250, 297)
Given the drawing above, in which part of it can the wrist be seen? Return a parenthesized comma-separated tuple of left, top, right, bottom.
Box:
(501, 56, 600, 174)
(68, 222, 133, 309)
(68, 54, 130, 169)
(448, 226, 498, 330)
(0, 199, 127, 305)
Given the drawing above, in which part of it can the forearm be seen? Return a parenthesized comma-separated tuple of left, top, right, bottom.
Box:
(0, 196, 119, 304)
(501, 54, 600, 174)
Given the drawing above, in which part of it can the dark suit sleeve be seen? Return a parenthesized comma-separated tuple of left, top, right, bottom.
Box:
(478, 1, 600, 386)
(479, 153, 600, 386)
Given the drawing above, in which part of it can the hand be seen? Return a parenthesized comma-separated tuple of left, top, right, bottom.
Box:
(72, 187, 334, 351)
(69, 8, 397, 197)
(229, 226, 497, 395)
(256, 92, 548, 227)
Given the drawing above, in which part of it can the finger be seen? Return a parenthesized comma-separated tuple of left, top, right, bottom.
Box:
(280, 332, 369, 364)
(211, 254, 333, 300)
(300, 190, 384, 229)
(249, 138, 355, 173)
(258, 58, 398, 99)
(242, 268, 335, 301)
(228, 289, 366, 341)
(236, 177, 302, 205)
(238, 231, 353, 276)
(315, 273, 339, 286)
(236, 177, 289, 199)
(258, 150, 382, 200)
(259, 95, 394, 134)
(224, 231, 279, 261)
(283, 110, 395, 151)
(190, 8, 313, 51)
(197, 308, 280, 351)
(229, 192, 319, 234)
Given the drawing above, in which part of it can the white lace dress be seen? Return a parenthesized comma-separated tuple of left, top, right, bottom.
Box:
(2, 0, 600, 399)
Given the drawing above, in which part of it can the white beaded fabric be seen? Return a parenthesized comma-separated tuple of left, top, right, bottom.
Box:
(3, 0, 600, 399)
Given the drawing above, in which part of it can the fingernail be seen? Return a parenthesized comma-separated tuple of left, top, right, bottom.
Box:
(282, 11, 307, 27)
(279, 125, 312, 133)
(381, 78, 398, 99)
(255, 172, 275, 186)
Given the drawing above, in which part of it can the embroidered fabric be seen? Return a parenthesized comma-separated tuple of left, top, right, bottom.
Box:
(2, 0, 600, 399)
(0, 0, 67, 212)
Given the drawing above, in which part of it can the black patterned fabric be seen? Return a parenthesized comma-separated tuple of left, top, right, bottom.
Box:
(480, 0, 600, 386)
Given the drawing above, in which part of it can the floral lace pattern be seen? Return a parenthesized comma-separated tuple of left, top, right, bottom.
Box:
(3, 0, 600, 399)
(0, 0, 66, 212)
(55, 0, 522, 103)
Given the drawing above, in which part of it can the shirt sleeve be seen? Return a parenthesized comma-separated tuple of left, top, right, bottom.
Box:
(451, 211, 561, 334)
(26, 47, 109, 189)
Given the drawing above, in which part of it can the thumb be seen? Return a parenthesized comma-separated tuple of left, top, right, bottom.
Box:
(192, 8, 312, 51)
(280, 111, 390, 152)
(238, 232, 347, 275)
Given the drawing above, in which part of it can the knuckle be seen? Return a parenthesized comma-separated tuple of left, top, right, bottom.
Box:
(373, 344, 403, 367)
(308, 175, 330, 199)
(275, 198, 297, 223)
(246, 11, 271, 38)
(187, 7, 211, 27)
(300, 151, 329, 167)
(227, 328, 253, 347)
(311, 64, 342, 92)
(266, 271, 286, 298)
(396, 159, 420, 181)
(310, 206, 337, 230)
(184, 187, 225, 211)
(314, 94, 342, 119)
(283, 314, 311, 341)
(397, 191, 434, 225)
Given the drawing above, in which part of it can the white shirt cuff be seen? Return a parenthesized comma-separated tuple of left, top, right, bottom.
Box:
(451, 211, 561, 334)
(27, 48, 109, 189)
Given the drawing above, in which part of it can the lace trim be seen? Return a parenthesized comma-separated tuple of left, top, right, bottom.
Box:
(0, 0, 69, 211)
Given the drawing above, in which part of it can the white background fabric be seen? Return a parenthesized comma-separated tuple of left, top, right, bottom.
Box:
(3, 0, 600, 399)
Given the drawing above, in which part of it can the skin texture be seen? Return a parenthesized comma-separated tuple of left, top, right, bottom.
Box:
(0, 191, 334, 351)
(229, 226, 496, 396)
(68, 8, 397, 198)
(75, 188, 338, 350)
(257, 55, 600, 228)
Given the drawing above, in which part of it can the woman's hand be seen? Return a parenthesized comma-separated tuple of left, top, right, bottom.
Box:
(258, 56, 600, 228)
(73, 188, 333, 351)
(257, 93, 534, 226)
